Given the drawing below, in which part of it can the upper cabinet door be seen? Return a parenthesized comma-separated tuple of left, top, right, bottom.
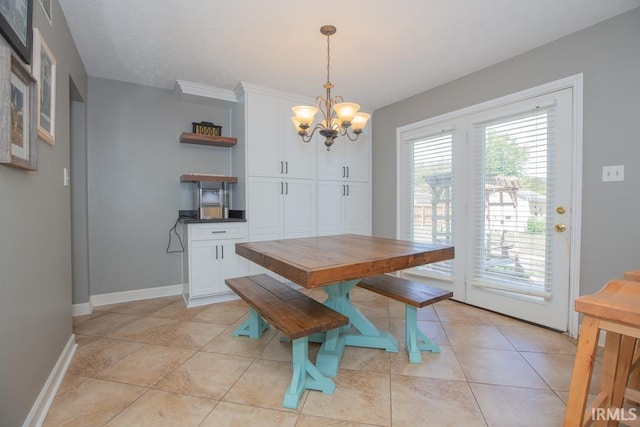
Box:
(317, 123, 371, 182)
(247, 93, 281, 177)
(317, 139, 346, 181)
(343, 127, 371, 183)
(280, 99, 316, 180)
(246, 93, 317, 180)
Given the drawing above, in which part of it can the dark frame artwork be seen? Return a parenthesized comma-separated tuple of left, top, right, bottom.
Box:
(0, 0, 34, 64)
(0, 45, 37, 170)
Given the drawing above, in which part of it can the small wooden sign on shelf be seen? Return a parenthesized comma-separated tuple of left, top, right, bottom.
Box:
(192, 121, 222, 137)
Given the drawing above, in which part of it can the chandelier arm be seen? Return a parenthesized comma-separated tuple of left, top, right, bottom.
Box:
(343, 129, 360, 142)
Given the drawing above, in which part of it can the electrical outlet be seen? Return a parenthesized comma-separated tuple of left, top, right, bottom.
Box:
(602, 165, 624, 182)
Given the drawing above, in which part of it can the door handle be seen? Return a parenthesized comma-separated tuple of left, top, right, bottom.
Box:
(556, 206, 566, 215)
(555, 224, 567, 232)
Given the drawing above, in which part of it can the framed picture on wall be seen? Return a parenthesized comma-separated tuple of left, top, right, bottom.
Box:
(39, 0, 52, 25)
(32, 28, 56, 145)
(0, 0, 33, 64)
(0, 45, 37, 170)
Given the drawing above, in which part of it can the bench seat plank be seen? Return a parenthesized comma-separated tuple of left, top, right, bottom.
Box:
(227, 274, 348, 340)
(357, 274, 452, 307)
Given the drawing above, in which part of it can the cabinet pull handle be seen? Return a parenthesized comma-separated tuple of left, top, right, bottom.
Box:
(286, 161, 289, 174)
(285, 182, 289, 194)
(342, 185, 346, 196)
(342, 166, 346, 178)
(221, 245, 224, 259)
(280, 181, 284, 194)
(210, 230, 226, 234)
(280, 161, 284, 174)
(347, 184, 350, 196)
(347, 166, 350, 178)
(215, 246, 219, 260)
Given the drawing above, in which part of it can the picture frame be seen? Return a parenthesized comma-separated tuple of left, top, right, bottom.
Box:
(32, 28, 55, 145)
(0, 45, 37, 170)
(0, 0, 33, 64)
(39, 0, 52, 25)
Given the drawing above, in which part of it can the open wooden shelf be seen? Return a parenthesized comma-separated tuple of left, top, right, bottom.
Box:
(180, 132, 237, 147)
(180, 174, 238, 183)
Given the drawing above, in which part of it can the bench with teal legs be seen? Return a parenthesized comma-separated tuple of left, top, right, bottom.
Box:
(226, 274, 349, 409)
(357, 274, 453, 363)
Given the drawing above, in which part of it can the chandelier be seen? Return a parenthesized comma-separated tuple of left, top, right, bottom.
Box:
(291, 25, 370, 151)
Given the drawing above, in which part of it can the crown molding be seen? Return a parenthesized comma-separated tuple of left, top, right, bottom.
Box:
(175, 80, 237, 103)
(235, 81, 314, 104)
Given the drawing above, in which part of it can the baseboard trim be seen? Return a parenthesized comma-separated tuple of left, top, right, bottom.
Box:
(90, 284, 183, 308)
(23, 335, 77, 427)
(71, 302, 92, 317)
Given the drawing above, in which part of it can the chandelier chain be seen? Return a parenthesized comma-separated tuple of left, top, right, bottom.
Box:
(326, 32, 331, 85)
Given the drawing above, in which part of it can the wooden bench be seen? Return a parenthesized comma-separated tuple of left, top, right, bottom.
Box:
(225, 274, 349, 409)
(357, 274, 453, 363)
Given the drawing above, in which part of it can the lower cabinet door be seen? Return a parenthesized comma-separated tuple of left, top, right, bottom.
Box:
(189, 240, 222, 297)
(218, 240, 249, 291)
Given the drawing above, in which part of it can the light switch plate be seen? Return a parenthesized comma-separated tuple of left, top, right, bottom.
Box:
(602, 165, 624, 182)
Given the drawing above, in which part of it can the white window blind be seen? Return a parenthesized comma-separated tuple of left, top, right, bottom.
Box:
(401, 130, 454, 277)
(471, 105, 556, 299)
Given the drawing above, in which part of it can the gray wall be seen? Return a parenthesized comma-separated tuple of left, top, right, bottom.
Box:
(372, 8, 640, 297)
(87, 77, 233, 296)
(0, 1, 87, 425)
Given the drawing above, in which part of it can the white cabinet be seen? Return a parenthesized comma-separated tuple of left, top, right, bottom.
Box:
(317, 127, 371, 182)
(182, 222, 248, 307)
(246, 92, 316, 180)
(317, 181, 371, 236)
(247, 177, 316, 241)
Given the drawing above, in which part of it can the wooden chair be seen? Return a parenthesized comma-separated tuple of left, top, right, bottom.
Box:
(623, 270, 640, 407)
(564, 279, 640, 426)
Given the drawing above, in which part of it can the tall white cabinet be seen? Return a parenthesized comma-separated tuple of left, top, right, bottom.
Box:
(241, 88, 318, 243)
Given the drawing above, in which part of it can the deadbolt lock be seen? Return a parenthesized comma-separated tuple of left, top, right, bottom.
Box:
(556, 206, 566, 215)
(555, 224, 567, 232)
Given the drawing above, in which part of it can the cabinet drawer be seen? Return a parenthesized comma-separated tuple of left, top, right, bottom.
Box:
(188, 222, 248, 241)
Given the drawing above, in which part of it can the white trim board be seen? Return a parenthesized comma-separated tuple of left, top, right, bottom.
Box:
(22, 336, 77, 427)
(90, 284, 183, 309)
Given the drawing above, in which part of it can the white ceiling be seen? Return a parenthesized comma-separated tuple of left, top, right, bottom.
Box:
(58, 0, 640, 110)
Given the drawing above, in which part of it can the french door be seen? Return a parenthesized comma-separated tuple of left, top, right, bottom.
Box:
(398, 84, 578, 331)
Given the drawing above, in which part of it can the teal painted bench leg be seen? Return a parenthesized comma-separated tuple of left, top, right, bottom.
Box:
(283, 337, 336, 409)
(233, 307, 269, 339)
(405, 305, 440, 363)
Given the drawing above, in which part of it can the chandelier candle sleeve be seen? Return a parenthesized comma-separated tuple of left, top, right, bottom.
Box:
(291, 25, 370, 150)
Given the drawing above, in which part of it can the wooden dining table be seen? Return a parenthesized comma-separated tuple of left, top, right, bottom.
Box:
(235, 234, 455, 376)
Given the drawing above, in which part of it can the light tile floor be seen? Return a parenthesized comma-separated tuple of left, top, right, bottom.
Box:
(45, 288, 599, 426)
